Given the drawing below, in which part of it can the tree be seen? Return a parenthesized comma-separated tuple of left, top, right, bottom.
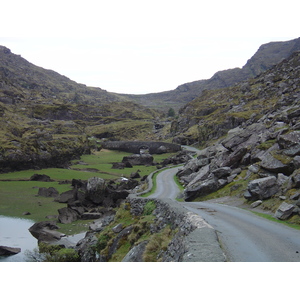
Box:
(167, 107, 175, 117)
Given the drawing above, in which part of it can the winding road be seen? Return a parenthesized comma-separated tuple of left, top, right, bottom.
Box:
(149, 151, 300, 262)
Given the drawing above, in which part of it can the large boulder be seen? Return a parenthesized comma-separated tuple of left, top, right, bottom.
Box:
(260, 152, 293, 175)
(184, 177, 219, 201)
(86, 177, 107, 204)
(244, 176, 279, 201)
(30, 174, 53, 182)
(38, 187, 59, 197)
(28, 221, 65, 243)
(58, 207, 79, 224)
(278, 131, 300, 150)
(275, 202, 295, 220)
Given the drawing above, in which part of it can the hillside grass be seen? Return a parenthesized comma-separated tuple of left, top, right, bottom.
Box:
(0, 149, 176, 234)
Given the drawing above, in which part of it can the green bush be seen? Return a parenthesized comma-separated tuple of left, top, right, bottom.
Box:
(143, 201, 156, 216)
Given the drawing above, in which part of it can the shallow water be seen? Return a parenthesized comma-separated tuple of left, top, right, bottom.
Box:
(0, 215, 37, 262)
(0, 215, 87, 262)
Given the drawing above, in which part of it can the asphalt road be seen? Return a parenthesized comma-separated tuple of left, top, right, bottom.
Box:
(184, 201, 300, 262)
(149, 158, 300, 262)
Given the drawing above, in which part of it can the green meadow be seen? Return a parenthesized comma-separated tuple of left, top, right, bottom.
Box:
(0, 149, 172, 234)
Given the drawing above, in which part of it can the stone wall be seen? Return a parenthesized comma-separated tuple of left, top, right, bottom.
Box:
(126, 197, 226, 262)
(101, 141, 181, 154)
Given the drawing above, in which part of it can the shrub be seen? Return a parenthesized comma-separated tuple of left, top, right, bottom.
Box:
(143, 201, 156, 216)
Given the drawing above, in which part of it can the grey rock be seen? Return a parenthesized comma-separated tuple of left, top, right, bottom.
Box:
(112, 223, 123, 233)
(251, 200, 263, 208)
(0, 246, 21, 256)
(86, 177, 106, 204)
(212, 167, 232, 179)
(38, 187, 59, 197)
(260, 152, 291, 175)
(275, 202, 295, 220)
(122, 241, 148, 262)
(58, 207, 79, 224)
(28, 221, 65, 243)
(244, 176, 279, 201)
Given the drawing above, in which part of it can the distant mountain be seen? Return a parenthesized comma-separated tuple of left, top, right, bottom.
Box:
(120, 37, 300, 112)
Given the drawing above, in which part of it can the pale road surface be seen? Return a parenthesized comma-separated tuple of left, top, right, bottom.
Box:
(149, 152, 300, 262)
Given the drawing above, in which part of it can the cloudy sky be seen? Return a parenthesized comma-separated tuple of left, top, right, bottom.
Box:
(1, 0, 298, 94)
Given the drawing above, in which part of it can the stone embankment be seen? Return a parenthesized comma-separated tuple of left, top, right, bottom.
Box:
(124, 196, 226, 262)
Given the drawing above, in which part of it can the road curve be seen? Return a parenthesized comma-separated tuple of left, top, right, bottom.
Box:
(148, 157, 300, 262)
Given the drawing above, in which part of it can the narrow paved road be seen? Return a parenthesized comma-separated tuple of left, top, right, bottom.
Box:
(184, 201, 300, 261)
(149, 159, 300, 262)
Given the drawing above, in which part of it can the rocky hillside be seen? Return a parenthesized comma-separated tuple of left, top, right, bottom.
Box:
(122, 37, 300, 112)
(173, 50, 300, 223)
(0, 46, 162, 172)
(170, 50, 300, 145)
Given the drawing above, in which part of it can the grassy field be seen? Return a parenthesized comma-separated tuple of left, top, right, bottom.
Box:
(0, 149, 174, 234)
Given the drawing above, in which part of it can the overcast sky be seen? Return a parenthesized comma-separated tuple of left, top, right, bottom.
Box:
(1, 0, 298, 94)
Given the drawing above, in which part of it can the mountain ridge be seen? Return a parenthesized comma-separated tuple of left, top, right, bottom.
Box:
(119, 37, 300, 112)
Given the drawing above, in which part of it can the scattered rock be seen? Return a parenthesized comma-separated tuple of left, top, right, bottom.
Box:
(30, 174, 53, 182)
(275, 202, 295, 220)
(0, 246, 21, 256)
(244, 176, 279, 201)
(58, 207, 79, 224)
(38, 187, 59, 197)
(250, 200, 263, 208)
(28, 221, 65, 243)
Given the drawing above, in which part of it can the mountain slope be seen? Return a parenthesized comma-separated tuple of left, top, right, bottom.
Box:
(0, 46, 162, 172)
(120, 37, 300, 112)
(170, 50, 300, 145)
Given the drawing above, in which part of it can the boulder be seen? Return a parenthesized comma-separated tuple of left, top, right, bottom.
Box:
(30, 174, 52, 182)
(38, 187, 59, 197)
(130, 171, 141, 179)
(122, 241, 148, 262)
(54, 190, 75, 203)
(278, 131, 300, 149)
(250, 200, 263, 208)
(244, 176, 279, 201)
(292, 172, 300, 188)
(0, 246, 21, 256)
(260, 152, 292, 175)
(86, 177, 106, 204)
(58, 207, 79, 224)
(184, 177, 219, 201)
(28, 221, 65, 243)
(275, 202, 295, 220)
(212, 167, 232, 179)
